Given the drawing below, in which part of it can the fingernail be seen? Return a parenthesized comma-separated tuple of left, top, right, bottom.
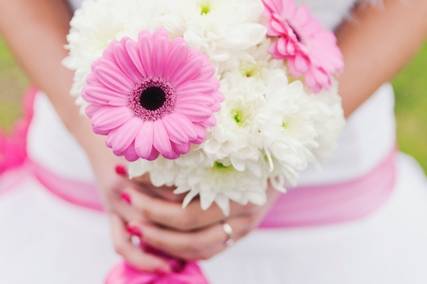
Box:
(120, 192, 132, 205)
(155, 267, 171, 275)
(126, 225, 142, 237)
(115, 165, 128, 177)
(170, 259, 185, 273)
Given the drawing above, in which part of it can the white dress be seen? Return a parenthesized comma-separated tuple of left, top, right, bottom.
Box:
(1, 1, 427, 283)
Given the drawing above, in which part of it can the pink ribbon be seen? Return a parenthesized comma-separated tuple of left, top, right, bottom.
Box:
(0, 88, 35, 175)
(106, 261, 208, 284)
(0, 88, 36, 195)
(260, 148, 396, 228)
(104, 237, 209, 284)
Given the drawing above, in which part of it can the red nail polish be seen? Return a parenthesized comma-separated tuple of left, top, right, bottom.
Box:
(115, 165, 128, 177)
(126, 225, 142, 237)
(155, 268, 170, 275)
(120, 192, 132, 205)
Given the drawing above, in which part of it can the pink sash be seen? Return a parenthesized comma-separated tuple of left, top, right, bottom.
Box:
(25, 148, 397, 228)
(261, 148, 396, 228)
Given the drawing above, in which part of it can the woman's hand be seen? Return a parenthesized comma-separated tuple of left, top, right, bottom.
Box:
(111, 178, 280, 264)
(90, 160, 173, 273)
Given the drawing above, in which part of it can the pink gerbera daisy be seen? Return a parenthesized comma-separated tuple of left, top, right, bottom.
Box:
(262, 0, 344, 92)
(83, 30, 222, 161)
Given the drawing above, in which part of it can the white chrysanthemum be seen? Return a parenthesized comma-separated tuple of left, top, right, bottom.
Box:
(203, 73, 265, 171)
(308, 84, 346, 160)
(258, 81, 320, 189)
(129, 152, 269, 215)
(178, 0, 267, 70)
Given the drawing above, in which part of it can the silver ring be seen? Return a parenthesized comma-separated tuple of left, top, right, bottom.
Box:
(222, 221, 234, 247)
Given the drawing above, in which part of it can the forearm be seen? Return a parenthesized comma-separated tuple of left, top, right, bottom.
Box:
(336, 0, 427, 117)
(0, 0, 119, 170)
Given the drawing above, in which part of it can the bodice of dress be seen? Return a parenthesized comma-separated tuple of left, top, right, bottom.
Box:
(27, 0, 396, 185)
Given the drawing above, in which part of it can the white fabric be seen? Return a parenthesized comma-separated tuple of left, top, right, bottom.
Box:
(27, 95, 95, 182)
(0, 154, 426, 284)
(0, 177, 118, 284)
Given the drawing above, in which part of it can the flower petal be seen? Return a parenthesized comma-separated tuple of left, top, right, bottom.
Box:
(169, 56, 202, 87)
(135, 121, 154, 160)
(91, 107, 134, 135)
(175, 104, 213, 122)
(200, 191, 216, 210)
(138, 33, 154, 77)
(183, 190, 199, 208)
(83, 85, 128, 106)
(192, 124, 207, 144)
(168, 114, 198, 141)
(147, 148, 160, 161)
(163, 39, 190, 81)
(124, 39, 147, 78)
(92, 60, 133, 93)
(175, 80, 219, 96)
(123, 143, 139, 162)
(151, 30, 170, 78)
(107, 117, 142, 155)
(172, 142, 191, 155)
(112, 39, 143, 84)
(176, 95, 217, 108)
(162, 115, 190, 145)
(153, 120, 177, 159)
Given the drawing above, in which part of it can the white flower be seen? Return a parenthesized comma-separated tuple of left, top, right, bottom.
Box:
(258, 81, 320, 188)
(178, 0, 267, 68)
(203, 73, 265, 171)
(308, 83, 346, 160)
(130, 151, 269, 215)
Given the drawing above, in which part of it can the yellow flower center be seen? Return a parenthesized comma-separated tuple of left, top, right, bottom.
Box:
(213, 161, 234, 173)
(241, 64, 259, 78)
(200, 1, 211, 15)
(282, 120, 290, 129)
(214, 161, 229, 169)
(232, 109, 245, 126)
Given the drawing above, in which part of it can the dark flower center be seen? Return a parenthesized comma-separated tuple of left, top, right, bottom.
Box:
(130, 78, 176, 121)
(139, 86, 166, 111)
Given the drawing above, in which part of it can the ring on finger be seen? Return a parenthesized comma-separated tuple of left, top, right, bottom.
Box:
(221, 221, 235, 247)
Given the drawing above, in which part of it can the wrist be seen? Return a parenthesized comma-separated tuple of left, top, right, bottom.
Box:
(68, 118, 124, 184)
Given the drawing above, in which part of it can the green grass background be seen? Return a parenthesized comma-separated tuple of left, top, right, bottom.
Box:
(0, 39, 426, 172)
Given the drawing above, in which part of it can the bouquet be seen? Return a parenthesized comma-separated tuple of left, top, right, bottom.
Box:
(65, 0, 345, 282)
(65, 0, 345, 216)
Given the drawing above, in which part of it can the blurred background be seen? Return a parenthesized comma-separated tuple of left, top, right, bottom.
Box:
(0, 38, 426, 173)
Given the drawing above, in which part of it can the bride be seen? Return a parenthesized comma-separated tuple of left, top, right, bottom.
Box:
(0, 0, 426, 283)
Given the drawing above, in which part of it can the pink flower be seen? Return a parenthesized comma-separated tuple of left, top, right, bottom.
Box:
(83, 30, 222, 161)
(262, 0, 343, 92)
